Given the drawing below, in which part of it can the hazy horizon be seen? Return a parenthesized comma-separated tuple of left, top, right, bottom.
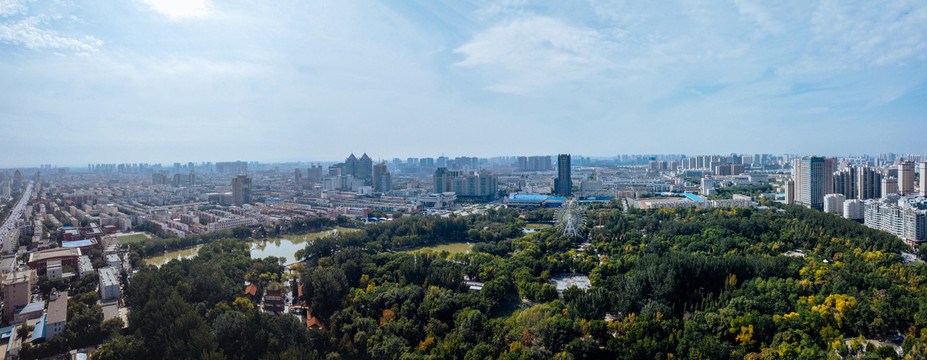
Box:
(2, 0, 926, 167)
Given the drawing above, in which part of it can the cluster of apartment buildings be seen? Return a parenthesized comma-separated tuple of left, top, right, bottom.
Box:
(785, 156, 927, 245)
(0, 236, 127, 358)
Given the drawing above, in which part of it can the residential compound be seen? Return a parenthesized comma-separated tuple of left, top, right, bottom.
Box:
(780, 155, 927, 245)
(864, 195, 927, 245)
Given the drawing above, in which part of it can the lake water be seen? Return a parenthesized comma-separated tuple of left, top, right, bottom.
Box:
(251, 227, 359, 264)
(145, 245, 204, 267)
(143, 227, 358, 266)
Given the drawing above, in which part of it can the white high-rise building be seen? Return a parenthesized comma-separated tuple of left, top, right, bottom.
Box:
(919, 162, 927, 196)
(844, 199, 865, 220)
(824, 194, 845, 215)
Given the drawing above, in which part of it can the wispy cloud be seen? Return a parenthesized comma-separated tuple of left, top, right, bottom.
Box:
(0, 19, 102, 54)
(0, 0, 26, 17)
(454, 16, 608, 93)
(0, 1, 103, 54)
(139, 0, 210, 20)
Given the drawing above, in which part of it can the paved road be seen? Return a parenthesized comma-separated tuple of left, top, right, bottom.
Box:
(0, 181, 34, 250)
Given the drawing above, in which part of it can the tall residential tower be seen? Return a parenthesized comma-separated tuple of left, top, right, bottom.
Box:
(232, 175, 252, 205)
(791, 156, 835, 210)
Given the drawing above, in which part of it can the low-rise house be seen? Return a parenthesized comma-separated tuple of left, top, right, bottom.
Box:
(12, 301, 44, 323)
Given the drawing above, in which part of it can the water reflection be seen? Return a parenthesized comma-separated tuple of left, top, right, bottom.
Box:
(144, 245, 204, 267)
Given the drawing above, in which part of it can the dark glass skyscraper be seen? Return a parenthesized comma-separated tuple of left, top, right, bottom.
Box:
(555, 154, 572, 196)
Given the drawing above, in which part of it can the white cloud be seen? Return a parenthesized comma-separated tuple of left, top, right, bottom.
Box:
(0, 0, 26, 17)
(808, 0, 927, 68)
(0, 19, 102, 53)
(454, 16, 608, 93)
(140, 0, 209, 20)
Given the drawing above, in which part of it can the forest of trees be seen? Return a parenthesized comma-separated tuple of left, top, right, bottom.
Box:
(70, 204, 927, 359)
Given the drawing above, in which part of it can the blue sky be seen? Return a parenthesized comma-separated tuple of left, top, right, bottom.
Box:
(1, 0, 925, 166)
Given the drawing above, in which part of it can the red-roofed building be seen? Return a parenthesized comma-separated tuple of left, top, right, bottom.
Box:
(244, 283, 258, 297)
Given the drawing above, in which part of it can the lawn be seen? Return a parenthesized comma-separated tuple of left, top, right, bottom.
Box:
(117, 233, 148, 244)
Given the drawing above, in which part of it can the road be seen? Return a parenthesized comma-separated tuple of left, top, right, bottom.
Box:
(0, 181, 34, 251)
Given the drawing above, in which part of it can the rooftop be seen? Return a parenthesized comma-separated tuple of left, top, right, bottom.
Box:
(62, 239, 97, 248)
(28, 248, 81, 264)
(2, 269, 34, 286)
(508, 194, 549, 201)
(47, 291, 68, 324)
(99, 266, 120, 287)
(14, 301, 45, 315)
(31, 314, 46, 341)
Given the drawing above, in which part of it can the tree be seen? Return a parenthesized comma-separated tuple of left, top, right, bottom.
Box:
(302, 267, 348, 320)
(232, 226, 251, 239)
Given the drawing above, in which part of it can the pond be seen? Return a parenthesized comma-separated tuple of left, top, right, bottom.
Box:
(143, 227, 359, 266)
(144, 245, 204, 267)
(251, 227, 359, 265)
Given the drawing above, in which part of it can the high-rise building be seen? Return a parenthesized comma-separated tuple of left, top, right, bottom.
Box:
(434, 168, 456, 193)
(232, 175, 252, 205)
(373, 163, 392, 193)
(172, 173, 195, 187)
(835, 165, 883, 200)
(517, 156, 552, 171)
(898, 161, 915, 195)
(856, 166, 882, 200)
(357, 153, 373, 185)
(151, 173, 168, 185)
(432, 168, 498, 200)
(882, 177, 898, 197)
(343, 153, 374, 186)
(824, 193, 845, 215)
(834, 167, 857, 199)
(555, 154, 572, 196)
(792, 156, 835, 210)
(844, 199, 865, 220)
(307, 165, 323, 183)
(419, 158, 434, 168)
(216, 161, 247, 174)
(12, 170, 22, 189)
(294, 168, 302, 184)
(919, 162, 927, 196)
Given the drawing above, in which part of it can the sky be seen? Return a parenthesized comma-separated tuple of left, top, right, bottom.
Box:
(1, 0, 926, 167)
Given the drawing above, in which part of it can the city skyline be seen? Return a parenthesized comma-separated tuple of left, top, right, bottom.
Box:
(6, 150, 927, 170)
(2, 1, 926, 166)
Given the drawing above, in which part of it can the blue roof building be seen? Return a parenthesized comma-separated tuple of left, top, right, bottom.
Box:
(31, 314, 46, 342)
